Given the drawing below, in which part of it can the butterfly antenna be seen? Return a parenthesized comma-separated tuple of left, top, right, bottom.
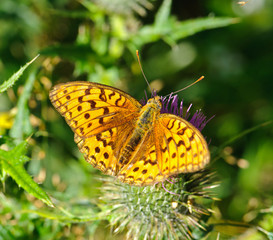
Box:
(136, 50, 153, 93)
(164, 76, 205, 98)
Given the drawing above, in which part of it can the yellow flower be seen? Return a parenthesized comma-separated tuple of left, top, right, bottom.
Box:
(0, 111, 14, 132)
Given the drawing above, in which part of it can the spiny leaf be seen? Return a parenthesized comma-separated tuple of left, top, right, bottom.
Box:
(131, 16, 239, 49)
(0, 141, 53, 207)
(170, 17, 240, 41)
(0, 55, 39, 94)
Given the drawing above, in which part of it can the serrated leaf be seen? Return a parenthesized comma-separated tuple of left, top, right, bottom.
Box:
(9, 71, 36, 142)
(0, 55, 39, 94)
(170, 17, 240, 41)
(0, 141, 53, 207)
(131, 17, 238, 49)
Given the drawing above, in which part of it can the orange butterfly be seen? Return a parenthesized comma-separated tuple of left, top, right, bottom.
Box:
(49, 82, 210, 186)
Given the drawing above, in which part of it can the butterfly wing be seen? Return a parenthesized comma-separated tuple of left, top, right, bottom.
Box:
(117, 130, 165, 186)
(74, 122, 134, 175)
(49, 81, 142, 175)
(155, 114, 210, 176)
(49, 81, 142, 137)
(116, 113, 209, 186)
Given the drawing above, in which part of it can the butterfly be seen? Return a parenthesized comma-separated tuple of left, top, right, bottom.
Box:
(49, 81, 210, 186)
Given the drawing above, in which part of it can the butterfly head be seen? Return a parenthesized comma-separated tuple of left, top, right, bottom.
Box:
(146, 96, 162, 111)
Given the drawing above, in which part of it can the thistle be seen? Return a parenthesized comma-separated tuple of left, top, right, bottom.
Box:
(99, 93, 217, 240)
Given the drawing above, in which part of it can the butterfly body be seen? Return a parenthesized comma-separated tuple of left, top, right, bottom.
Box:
(50, 81, 210, 186)
(117, 96, 161, 172)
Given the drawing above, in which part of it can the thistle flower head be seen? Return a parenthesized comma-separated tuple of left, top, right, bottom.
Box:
(98, 92, 216, 239)
(100, 170, 218, 240)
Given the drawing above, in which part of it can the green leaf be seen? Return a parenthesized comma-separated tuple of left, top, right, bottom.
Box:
(22, 209, 99, 223)
(0, 225, 15, 240)
(131, 16, 238, 49)
(170, 17, 240, 41)
(154, 0, 172, 29)
(0, 55, 39, 94)
(0, 141, 54, 207)
(268, 232, 273, 240)
(22, 203, 103, 223)
(50, 9, 91, 18)
(9, 71, 36, 142)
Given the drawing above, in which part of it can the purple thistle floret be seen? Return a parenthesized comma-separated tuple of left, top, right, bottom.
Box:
(140, 91, 214, 132)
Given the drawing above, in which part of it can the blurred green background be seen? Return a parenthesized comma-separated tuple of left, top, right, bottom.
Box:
(0, 0, 273, 239)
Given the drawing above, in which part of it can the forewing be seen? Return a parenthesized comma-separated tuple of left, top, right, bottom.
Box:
(49, 81, 141, 138)
(155, 114, 210, 176)
(49, 81, 141, 175)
